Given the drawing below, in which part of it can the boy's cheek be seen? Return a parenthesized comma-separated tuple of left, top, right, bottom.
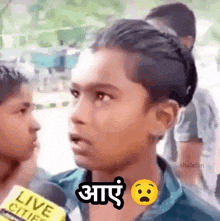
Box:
(96, 110, 143, 132)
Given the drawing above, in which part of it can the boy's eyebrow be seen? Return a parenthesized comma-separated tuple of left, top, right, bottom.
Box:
(71, 82, 122, 93)
(136, 184, 141, 187)
(21, 102, 31, 108)
(7, 100, 33, 109)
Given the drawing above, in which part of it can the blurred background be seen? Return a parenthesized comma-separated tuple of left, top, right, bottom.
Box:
(0, 0, 220, 176)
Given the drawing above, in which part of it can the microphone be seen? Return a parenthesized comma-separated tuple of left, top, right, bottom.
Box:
(29, 181, 82, 221)
(28, 180, 67, 208)
(0, 182, 70, 221)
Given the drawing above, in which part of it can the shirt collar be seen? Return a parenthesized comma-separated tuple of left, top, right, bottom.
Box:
(137, 156, 183, 220)
(61, 156, 183, 220)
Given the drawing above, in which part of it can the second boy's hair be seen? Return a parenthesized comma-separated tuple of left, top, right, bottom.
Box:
(0, 65, 28, 104)
(91, 19, 197, 107)
(145, 3, 196, 39)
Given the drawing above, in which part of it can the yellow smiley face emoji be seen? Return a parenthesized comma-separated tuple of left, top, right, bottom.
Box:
(131, 179, 158, 206)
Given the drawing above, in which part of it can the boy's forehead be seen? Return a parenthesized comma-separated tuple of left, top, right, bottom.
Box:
(71, 48, 139, 85)
(2, 85, 32, 107)
(71, 49, 97, 80)
(77, 48, 95, 67)
(72, 48, 123, 83)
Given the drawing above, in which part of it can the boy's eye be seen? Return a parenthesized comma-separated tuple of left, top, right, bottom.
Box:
(20, 108, 27, 114)
(70, 89, 79, 98)
(96, 92, 111, 101)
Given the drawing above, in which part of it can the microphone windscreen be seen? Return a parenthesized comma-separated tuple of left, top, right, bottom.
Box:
(0, 185, 66, 221)
(29, 180, 67, 208)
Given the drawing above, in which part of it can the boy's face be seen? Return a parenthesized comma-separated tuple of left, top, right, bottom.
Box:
(69, 48, 157, 171)
(0, 84, 40, 161)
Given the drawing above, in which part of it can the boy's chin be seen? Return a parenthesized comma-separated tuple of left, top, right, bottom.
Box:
(74, 157, 103, 171)
(74, 157, 118, 172)
(75, 158, 93, 170)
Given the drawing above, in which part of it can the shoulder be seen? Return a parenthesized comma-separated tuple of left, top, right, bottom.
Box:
(192, 88, 218, 111)
(180, 101, 196, 115)
(193, 88, 211, 99)
(49, 168, 87, 209)
(162, 186, 220, 221)
(192, 88, 219, 137)
(49, 168, 86, 189)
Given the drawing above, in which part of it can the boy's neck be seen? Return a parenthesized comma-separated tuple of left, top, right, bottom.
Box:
(0, 158, 18, 183)
(91, 146, 162, 191)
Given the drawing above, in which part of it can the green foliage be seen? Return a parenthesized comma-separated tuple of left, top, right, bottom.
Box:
(57, 27, 87, 46)
(19, 36, 26, 46)
(47, 9, 86, 28)
(64, 0, 123, 12)
(37, 32, 57, 47)
(38, 0, 47, 5)
(5, 0, 220, 49)
(45, 9, 56, 20)
(26, 0, 124, 47)
(0, 0, 127, 48)
(200, 23, 220, 46)
(28, 4, 43, 13)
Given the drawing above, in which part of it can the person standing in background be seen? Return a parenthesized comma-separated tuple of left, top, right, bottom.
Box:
(0, 65, 40, 203)
(145, 3, 220, 207)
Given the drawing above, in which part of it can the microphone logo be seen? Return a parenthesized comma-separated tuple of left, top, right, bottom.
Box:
(0, 186, 66, 221)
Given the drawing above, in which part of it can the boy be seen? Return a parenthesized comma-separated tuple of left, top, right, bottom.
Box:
(146, 3, 220, 207)
(50, 19, 220, 220)
(0, 65, 40, 203)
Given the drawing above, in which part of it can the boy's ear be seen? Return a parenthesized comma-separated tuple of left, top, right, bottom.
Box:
(145, 100, 180, 136)
(180, 36, 194, 49)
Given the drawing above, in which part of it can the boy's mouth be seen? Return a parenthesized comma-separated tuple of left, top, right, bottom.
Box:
(32, 140, 39, 148)
(31, 136, 39, 148)
(33, 142, 39, 149)
(70, 134, 83, 144)
(69, 133, 92, 145)
(69, 133, 93, 154)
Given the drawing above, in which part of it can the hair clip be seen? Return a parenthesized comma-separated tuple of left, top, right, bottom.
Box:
(186, 85, 191, 95)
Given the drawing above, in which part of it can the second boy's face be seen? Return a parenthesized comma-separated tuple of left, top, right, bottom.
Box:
(69, 48, 156, 171)
(0, 85, 40, 161)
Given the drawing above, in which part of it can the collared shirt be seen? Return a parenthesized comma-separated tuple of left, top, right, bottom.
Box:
(163, 88, 219, 193)
(49, 156, 220, 221)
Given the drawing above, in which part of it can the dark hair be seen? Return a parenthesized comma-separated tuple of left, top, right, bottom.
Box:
(0, 65, 29, 104)
(90, 19, 197, 107)
(145, 3, 196, 39)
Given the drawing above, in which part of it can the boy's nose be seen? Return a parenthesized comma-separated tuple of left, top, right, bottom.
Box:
(69, 99, 92, 125)
(32, 119, 41, 131)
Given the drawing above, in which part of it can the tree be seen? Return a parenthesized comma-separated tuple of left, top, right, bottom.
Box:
(0, 0, 13, 49)
(0, 0, 127, 48)
(24, 0, 126, 48)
